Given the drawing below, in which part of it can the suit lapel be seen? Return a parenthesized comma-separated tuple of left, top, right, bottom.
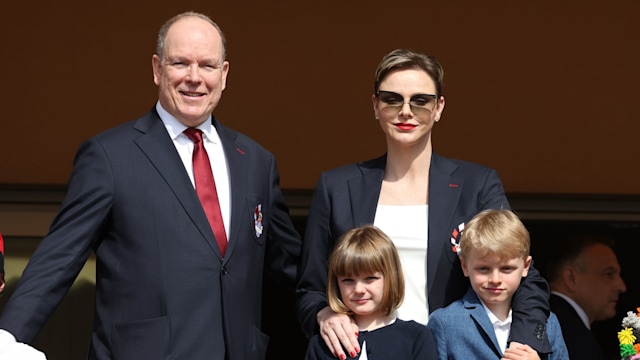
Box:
(463, 289, 503, 357)
(427, 153, 463, 290)
(215, 119, 245, 262)
(134, 111, 223, 258)
(349, 156, 385, 227)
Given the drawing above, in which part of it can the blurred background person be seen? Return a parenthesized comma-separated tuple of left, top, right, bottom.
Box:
(544, 233, 626, 360)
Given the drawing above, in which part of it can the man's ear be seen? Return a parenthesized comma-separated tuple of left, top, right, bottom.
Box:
(562, 266, 579, 292)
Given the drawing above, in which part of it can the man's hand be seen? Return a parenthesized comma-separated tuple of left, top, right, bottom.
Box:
(317, 306, 360, 360)
(0, 329, 47, 360)
(502, 341, 541, 360)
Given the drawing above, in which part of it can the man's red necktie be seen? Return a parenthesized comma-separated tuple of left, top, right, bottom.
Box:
(184, 128, 228, 257)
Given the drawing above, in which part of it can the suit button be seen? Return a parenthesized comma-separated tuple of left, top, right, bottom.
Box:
(221, 267, 228, 275)
(535, 324, 546, 340)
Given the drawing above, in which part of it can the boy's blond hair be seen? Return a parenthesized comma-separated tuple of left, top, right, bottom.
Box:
(460, 209, 530, 260)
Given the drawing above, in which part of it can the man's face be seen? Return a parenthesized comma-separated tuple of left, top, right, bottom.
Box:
(572, 244, 626, 323)
(152, 17, 229, 127)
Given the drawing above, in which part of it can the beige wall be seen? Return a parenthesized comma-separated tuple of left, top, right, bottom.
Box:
(1, 1, 639, 194)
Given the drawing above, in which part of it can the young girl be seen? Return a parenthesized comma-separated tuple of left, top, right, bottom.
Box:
(304, 225, 438, 359)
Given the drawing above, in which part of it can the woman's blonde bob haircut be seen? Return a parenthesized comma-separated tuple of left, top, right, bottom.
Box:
(327, 225, 404, 316)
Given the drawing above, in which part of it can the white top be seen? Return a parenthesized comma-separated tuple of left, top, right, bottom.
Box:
(156, 102, 231, 239)
(482, 301, 512, 353)
(374, 205, 429, 324)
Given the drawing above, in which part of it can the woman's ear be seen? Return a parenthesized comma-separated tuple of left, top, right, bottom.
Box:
(435, 95, 445, 120)
(372, 94, 380, 120)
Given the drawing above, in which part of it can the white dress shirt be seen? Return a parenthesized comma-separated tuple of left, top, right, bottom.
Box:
(156, 102, 231, 239)
(482, 301, 513, 353)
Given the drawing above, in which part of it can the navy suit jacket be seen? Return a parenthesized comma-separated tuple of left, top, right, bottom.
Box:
(0, 108, 301, 360)
(427, 288, 568, 359)
(550, 294, 605, 360)
(296, 153, 551, 352)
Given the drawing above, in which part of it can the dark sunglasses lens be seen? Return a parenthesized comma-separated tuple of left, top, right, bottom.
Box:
(379, 92, 402, 106)
(410, 95, 434, 107)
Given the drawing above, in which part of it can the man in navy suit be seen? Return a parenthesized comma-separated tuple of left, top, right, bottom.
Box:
(0, 12, 301, 360)
(545, 233, 626, 360)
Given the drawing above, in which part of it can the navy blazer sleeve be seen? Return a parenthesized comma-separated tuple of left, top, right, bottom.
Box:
(296, 172, 336, 337)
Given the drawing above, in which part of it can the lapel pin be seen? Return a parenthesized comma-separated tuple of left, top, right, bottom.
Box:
(254, 204, 263, 237)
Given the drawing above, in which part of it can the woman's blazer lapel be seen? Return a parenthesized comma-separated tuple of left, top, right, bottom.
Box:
(427, 153, 464, 292)
(349, 156, 386, 227)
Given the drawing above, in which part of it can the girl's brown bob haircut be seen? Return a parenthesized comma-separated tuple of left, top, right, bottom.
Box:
(327, 225, 405, 316)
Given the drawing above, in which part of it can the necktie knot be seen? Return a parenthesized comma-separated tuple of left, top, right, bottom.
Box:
(184, 128, 203, 144)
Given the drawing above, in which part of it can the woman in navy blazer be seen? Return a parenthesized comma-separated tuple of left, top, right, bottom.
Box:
(296, 49, 551, 359)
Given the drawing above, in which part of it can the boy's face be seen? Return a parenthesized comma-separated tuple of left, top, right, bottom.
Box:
(461, 250, 531, 311)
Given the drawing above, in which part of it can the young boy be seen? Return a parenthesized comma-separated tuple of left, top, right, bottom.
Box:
(427, 210, 568, 360)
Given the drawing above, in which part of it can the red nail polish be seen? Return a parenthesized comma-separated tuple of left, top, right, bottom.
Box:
(355, 332, 359, 338)
(350, 351, 356, 357)
(340, 354, 346, 360)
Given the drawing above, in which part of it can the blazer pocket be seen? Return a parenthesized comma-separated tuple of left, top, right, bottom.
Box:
(249, 325, 270, 359)
(112, 316, 170, 360)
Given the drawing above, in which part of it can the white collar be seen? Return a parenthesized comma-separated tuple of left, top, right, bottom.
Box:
(155, 101, 219, 144)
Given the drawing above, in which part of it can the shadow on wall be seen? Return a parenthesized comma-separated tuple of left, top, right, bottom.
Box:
(0, 278, 94, 359)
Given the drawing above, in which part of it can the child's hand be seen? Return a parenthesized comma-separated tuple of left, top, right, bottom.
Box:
(502, 341, 541, 360)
